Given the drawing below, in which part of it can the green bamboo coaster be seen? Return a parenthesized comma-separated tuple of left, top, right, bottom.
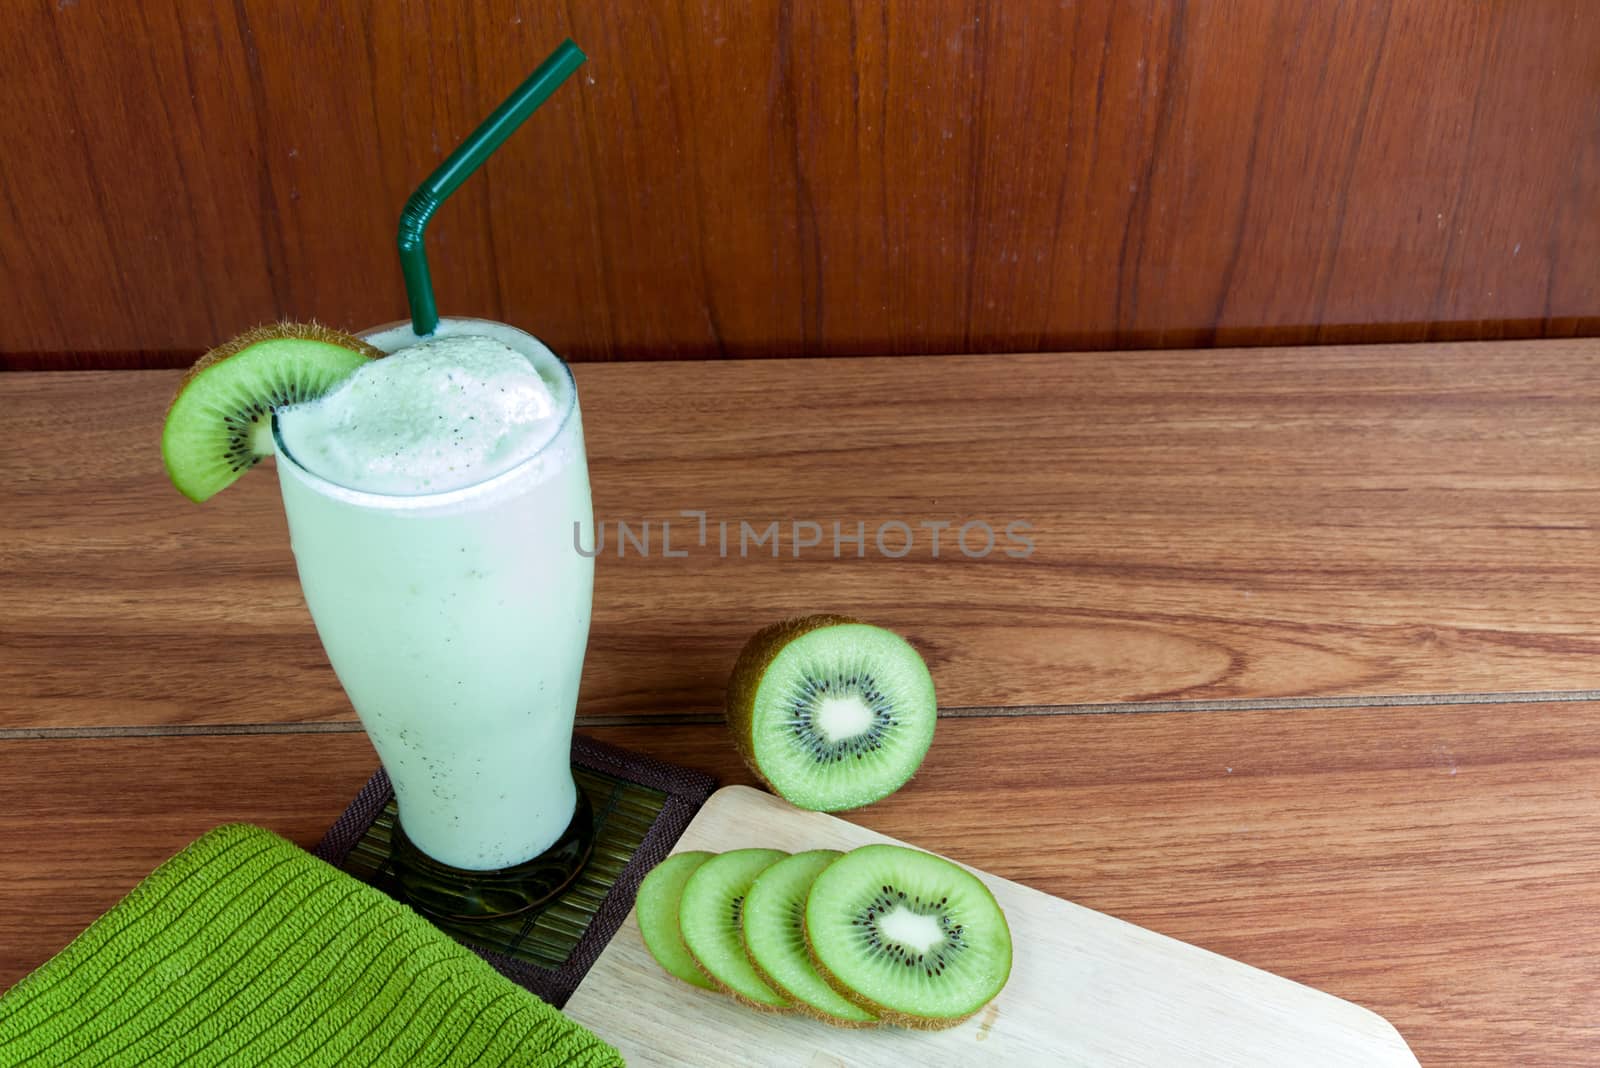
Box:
(313, 734, 717, 1007)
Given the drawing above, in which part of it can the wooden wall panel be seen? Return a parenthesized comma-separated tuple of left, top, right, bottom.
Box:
(0, 1, 1595, 367)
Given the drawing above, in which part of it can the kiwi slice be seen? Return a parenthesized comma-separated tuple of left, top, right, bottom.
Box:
(161, 322, 383, 502)
(741, 850, 878, 1028)
(678, 848, 792, 1012)
(635, 850, 717, 991)
(726, 615, 937, 811)
(805, 844, 1012, 1030)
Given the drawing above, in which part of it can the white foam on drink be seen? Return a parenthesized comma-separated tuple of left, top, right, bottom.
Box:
(277, 332, 567, 494)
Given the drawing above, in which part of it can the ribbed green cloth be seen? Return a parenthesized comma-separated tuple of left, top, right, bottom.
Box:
(0, 824, 623, 1067)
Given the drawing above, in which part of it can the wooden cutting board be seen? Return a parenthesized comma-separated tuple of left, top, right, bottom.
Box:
(565, 786, 1418, 1066)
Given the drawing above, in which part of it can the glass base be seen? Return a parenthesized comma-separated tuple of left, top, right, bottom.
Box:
(390, 789, 595, 923)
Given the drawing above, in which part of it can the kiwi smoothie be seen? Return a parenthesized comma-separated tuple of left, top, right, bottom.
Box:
(272, 318, 593, 872)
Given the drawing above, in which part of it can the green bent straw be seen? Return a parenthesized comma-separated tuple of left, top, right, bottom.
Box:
(397, 39, 587, 337)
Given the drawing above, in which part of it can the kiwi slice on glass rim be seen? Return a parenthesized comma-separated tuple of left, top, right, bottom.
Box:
(634, 851, 718, 991)
(160, 322, 382, 502)
(741, 850, 878, 1028)
(726, 616, 937, 812)
(805, 844, 1012, 1030)
(678, 848, 793, 1012)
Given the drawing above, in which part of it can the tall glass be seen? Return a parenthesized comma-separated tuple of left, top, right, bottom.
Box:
(272, 317, 594, 918)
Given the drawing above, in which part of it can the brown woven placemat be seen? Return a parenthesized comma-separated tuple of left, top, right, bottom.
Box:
(313, 733, 717, 1008)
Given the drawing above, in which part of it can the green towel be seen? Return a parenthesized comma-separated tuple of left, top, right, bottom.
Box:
(0, 824, 623, 1067)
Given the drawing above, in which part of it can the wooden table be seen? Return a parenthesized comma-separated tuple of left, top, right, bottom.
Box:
(3, 341, 1599, 1065)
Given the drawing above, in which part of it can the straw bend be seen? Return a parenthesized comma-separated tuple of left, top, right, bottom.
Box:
(398, 194, 442, 252)
(396, 39, 587, 338)
(398, 192, 444, 337)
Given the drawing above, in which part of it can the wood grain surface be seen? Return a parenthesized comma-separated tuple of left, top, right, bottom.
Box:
(2, 702, 1597, 1065)
(4, 345, 1597, 1064)
(4, 342, 1599, 730)
(2, 2, 1597, 366)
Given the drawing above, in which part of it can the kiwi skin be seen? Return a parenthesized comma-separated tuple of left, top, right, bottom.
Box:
(802, 925, 982, 1033)
(164, 321, 384, 419)
(743, 951, 877, 1029)
(693, 962, 793, 1015)
(724, 614, 862, 799)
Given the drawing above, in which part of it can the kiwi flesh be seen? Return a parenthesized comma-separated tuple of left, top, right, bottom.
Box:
(741, 850, 878, 1028)
(804, 844, 1012, 1030)
(161, 322, 383, 502)
(726, 616, 937, 811)
(635, 850, 717, 991)
(678, 848, 793, 1012)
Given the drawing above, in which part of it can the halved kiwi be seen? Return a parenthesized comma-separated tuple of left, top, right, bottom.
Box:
(805, 844, 1012, 1030)
(161, 322, 383, 502)
(635, 850, 717, 991)
(741, 850, 878, 1028)
(678, 848, 792, 1012)
(726, 616, 937, 811)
